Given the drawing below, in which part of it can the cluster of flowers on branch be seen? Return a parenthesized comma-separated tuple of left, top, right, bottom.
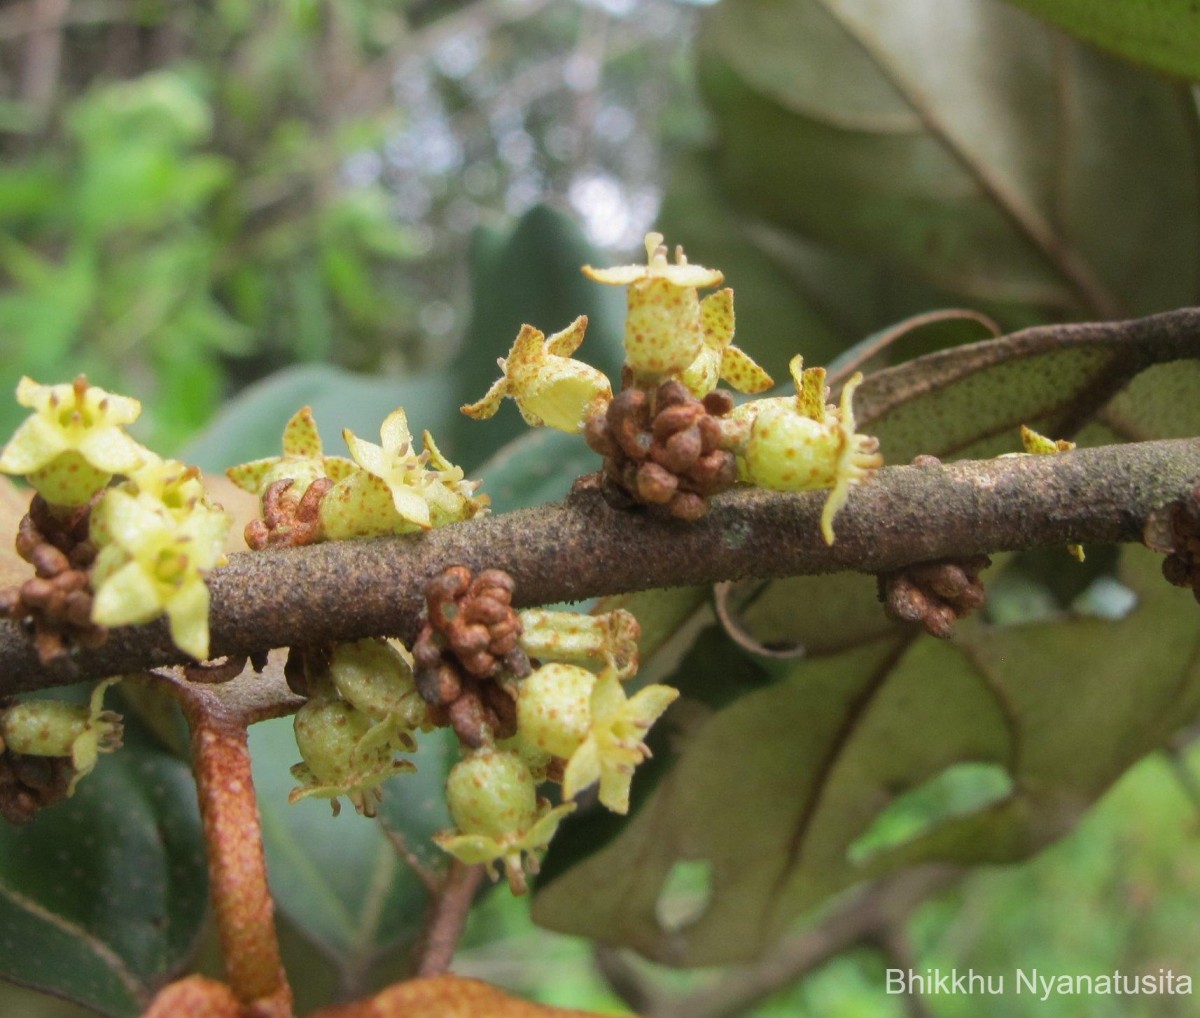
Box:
(464, 231, 884, 540)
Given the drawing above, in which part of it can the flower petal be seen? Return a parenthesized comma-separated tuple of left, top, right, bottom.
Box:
(91, 560, 163, 627)
(561, 737, 601, 802)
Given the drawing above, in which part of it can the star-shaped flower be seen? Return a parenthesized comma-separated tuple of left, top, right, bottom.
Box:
(0, 376, 149, 506)
(320, 409, 487, 539)
(562, 671, 679, 815)
(733, 356, 882, 545)
(461, 316, 612, 434)
(226, 406, 355, 498)
(583, 233, 725, 381)
(679, 287, 774, 398)
(89, 489, 231, 660)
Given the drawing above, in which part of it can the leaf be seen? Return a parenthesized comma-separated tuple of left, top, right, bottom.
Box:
(249, 718, 453, 986)
(533, 548, 1200, 965)
(0, 707, 207, 1015)
(695, 0, 1200, 321)
(474, 429, 598, 517)
(851, 308, 1200, 462)
(180, 364, 457, 474)
(1000, 0, 1200, 80)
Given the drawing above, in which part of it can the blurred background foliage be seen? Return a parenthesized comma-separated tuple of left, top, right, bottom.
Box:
(2, 0, 1200, 1016)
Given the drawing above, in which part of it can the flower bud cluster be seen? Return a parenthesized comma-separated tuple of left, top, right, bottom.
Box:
(1158, 482, 1200, 603)
(412, 567, 529, 749)
(584, 380, 747, 520)
(879, 556, 991, 638)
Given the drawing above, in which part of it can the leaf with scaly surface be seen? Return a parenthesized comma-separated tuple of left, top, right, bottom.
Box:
(533, 548, 1200, 965)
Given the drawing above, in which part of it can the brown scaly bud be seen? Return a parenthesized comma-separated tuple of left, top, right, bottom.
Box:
(1151, 482, 1200, 604)
(584, 378, 744, 521)
(244, 476, 332, 550)
(413, 566, 530, 749)
(2, 494, 107, 663)
(878, 556, 992, 638)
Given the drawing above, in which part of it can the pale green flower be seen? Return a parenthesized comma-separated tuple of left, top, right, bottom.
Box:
(320, 409, 487, 540)
(0, 376, 148, 506)
(90, 489, 230, 660)
(583, 232, 725, 382)
(517, 607, 641, 680)
(226, 406, 355, 498)
(0, 678, 123, 794)
(461, 316, 612, 434)
(733, 356, 882, 545)
(562, 671, 678, 815)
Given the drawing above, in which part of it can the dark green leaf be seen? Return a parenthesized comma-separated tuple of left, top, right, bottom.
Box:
(0, 705, 206, 1015)
(534, 549, 1200, 965)
(695, 0, 1200, 321)
(249, 718, 453, 985)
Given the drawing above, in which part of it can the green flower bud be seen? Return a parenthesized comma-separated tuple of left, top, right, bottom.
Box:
(226, 406, 355, 499)
(329, 639, 428, 731)
(289, 696, 414, 817)
(434, 748, 574, 894)
(0, 678, 123, 795)
(516, 663, 596, 759)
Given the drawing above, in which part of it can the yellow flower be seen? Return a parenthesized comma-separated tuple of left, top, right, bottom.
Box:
(90, 489, 230, 660)
(561, 671, 678, 815)
(680, 287, 774, 398)
(1020, 424, 1084, 562)
(0, 376, 148, 506)
(226, 406, 355, 498)
(320, 409, 487, 540)
(583, 232, 725, 382)
(733, 356, 882, 545)
(461, 316, 612, 434)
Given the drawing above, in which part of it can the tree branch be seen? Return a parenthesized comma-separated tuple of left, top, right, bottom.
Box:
(1, 437, 1196, 697)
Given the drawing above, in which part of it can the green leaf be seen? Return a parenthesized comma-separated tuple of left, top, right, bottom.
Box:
(0, 706, 206, 1015)
(249, 718, 453, 985)
(695, 0, 1200, 321)
(474, 428, 598, 517)
(1000, 0, 1200, 79)
(852, 309, 1200, 462)
(180, 364, 457, 473)
(534, 548, 1200, 965)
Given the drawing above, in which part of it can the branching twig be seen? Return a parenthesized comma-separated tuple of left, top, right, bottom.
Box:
(415, 860, 485, 977)
(0, 438, 1197, 697)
